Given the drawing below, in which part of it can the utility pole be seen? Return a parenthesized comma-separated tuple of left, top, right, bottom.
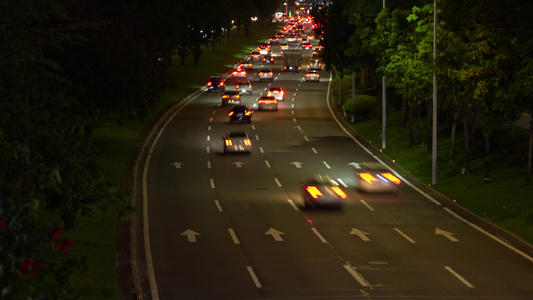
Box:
(432, 0, 438, 185)
(382, 0, 386, 150)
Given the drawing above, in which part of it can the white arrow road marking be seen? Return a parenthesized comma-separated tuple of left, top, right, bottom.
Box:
(180, 229, 200, 242)
(435, 228, 459, 242)
(445, 266, 474, 288)
(232, 161, 245, 168)
(265, 228, 285, 242)
(171, 162, 183, 169)
(290, 161, 303, 168)
(350, 228, 371, 241)
(394, 228, 416, 243)
(348, 162, 362, 169)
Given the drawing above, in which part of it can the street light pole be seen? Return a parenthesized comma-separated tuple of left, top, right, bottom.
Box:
(432, 0, 438, 185)
(382, 0, 386, 150)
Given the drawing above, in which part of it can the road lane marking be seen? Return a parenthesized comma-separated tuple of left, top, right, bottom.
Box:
(360, 200, 375, 211)
(207, 161, 211, 169)
(445, 266, 474, 288)
(210, 178, 215, 189)
(287, 199, 299, 210)
(265, 160, 271, 168)
(343, 264, 369, 287)
(293, 118, 297, 122)
(337, 179, 348, 188)
(259, 146, 264, 153)
(206, 146, 210, 154)
(251, 124, 256, 130)
(394, 228, 416, 243)
(209, 117, 213, 122)
(214, 200, 223, 212)
(435, 228, 459, 242)
(228, 228, 240, 244)
(443, 207, 533, 263)
(311, 228, 328, 243)
(181, 229, 200, 242)
(312, 147, 318, 154)
(304, 136, 309, 142)
(208, 125, 211, 130)
(255, 135, 259, 140)
(274, 178, 282, 187)
(206, 135, 210, 141)
(323, 161, 331, 169)
(247, 266, 262, 288)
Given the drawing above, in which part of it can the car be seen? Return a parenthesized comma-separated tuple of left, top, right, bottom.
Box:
(239, 61, 253, 70)
(206, 76, 225, 92)
(221, 91, 241, 106)
(257, 96, 278, 111)
(301, 174, 347, 208)
(231, 68, 247, 79)
(250, 51, 261, 61)
(301, 42, 313, 50)
(223, 131, 252, 153)
(280, 43, 289, 50)
(308, 59, 322, 70)
(234, 80, 253, 95)
(305, 70, 320, 82)
(267, 87, 285, 101)
(354, 162, 401, 193)
(228, 105, 253, 123)
(258, 69, 274, 81)
(262, 55, 275, 64)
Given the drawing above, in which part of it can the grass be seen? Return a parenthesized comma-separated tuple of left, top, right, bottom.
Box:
(333, 75, 533, 244)
(76, 24, 282, 299)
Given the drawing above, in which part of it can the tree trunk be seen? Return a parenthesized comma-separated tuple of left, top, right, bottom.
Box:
(449, 93, 459, 168)
(400, 97, 407, 129)
(416, 103, 421, 146)
(526, 118, 533, 184)
(462, 97, 470, 173)
(409, 103, 414, 146)
(427, 101, 432, 153)
(483, 133, 492, 182)
(337, 69, 342, 106)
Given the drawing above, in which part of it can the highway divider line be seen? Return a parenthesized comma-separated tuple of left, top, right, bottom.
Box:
(343, 264, 369, 287)
(445, 266, 474, 288)
(246, 266, 262, 288)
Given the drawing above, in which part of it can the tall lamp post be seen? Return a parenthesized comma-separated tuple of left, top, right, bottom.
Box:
(382, 0, 386, 150)
(432, 0, 438, 185)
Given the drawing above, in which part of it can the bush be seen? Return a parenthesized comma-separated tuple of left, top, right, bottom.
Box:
(343, 94, 377, 121)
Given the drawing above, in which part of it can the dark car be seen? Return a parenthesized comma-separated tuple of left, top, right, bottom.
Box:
(221, 91, 241, 106)
(206, 76, 225, 92)
(228, 105, 252, 123)
(301, 174, 347, 208)
(223, 131, 252, 153)
(262, 55, 275, 64)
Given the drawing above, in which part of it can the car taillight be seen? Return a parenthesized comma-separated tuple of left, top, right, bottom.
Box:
(245, 111, 252, 116)
(228, 111, 234, 116)
(225, 139, 233, 146)
(280, 91, 284, 96)
(381, 173, 402, 185)
(207, 82, 213, 87)
(268, 72, 273, 75)
(222, 95, 229, 99)
(306, 186, 322, 199)
(331, 186, 347, 199)
(244, 139, 252, 146)
(259, 72, 264, 76)
(220, 81, 225, 86)
(360, 173, 378, 184)
(235, 95, 240, 99)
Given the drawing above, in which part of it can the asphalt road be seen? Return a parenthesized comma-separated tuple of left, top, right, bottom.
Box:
(131, 45, 533, 299)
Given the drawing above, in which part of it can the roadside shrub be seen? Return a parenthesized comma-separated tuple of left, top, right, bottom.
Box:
(343, 94, 377, 121)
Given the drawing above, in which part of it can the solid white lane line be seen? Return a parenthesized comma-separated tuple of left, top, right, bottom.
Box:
(445, 266, 474, 288)
(343, 264, 369, 287)
(394, 228, 416, 243)
(214, 200, 223, 212)
(337, 179, 349, 188)
(228, 228, 240, 244)
(360, 200, 375, 211)
(287, 199, 299, 210)
(444, 207, 533, 263)
(323, 161, 331, 169)
(247, 266, 262, 288)
(311, 228, 328, 243)
(274, 178, 282, 187)
(264, 160, 271, 168)
(312, 147, 318, 154)
(210, 178, 215, 189)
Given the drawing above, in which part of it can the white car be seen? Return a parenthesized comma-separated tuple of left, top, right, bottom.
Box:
(223, 131, 252, 153)
(257, 96, 278, 111)
(305, 70, 320, 82)
(258, 69, 274, 82)
(354, 162, 401, 193)
(267, 87, 285, 101)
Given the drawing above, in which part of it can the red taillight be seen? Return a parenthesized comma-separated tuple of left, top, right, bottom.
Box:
(220, 81, 225, 86)
(228, 111, 234, 116)
(268, 72, 273, 76)
(280, 91, 284, 96)
(306, 186, 322, 199)
(207, 82, 213, 87)
(235, 94, 240, 99)
(225, 139, 233, 146)
(259, 72, 264, 76)
(222, 95, 229, 99)
(381, 173, 401, 185)
(331, 186, 347, 199)
(245, 110, 252, 116)
(243, 139, 252, 146)
(360, 173, 378, 184)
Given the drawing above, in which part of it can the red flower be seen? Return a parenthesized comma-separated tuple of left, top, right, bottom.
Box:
(21, 259, 41, 276)
(49, 226, 64, 244)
